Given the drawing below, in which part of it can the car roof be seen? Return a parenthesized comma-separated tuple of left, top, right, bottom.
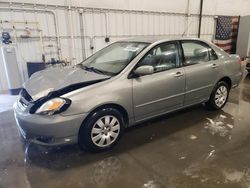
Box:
(120, 37, 209, 44)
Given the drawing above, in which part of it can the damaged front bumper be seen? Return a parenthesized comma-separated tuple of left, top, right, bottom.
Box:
(13, 101, 88, 146)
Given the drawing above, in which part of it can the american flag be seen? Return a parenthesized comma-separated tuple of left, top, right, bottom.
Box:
(213, 16, 240, 54)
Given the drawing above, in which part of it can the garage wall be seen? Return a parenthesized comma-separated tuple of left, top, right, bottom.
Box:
(0, 0, 249, 91)
(4, 0, 250, 15)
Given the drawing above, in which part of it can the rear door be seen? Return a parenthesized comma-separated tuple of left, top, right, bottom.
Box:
(132, 41, 186, 121)
(180, 40, 221, 106)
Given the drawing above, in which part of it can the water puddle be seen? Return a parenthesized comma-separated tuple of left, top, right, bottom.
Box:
(204, 114, 234, 138)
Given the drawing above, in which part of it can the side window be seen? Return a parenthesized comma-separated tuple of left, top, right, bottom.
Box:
(137, 43, 179, 73)
(182, 42, 210, 65)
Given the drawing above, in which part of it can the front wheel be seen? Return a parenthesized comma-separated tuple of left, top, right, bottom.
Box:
(206, 81, 229, 110)
(79, 108, 124, 152)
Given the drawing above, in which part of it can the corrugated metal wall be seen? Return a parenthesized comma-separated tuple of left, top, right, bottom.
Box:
(0, 2, 215, 90)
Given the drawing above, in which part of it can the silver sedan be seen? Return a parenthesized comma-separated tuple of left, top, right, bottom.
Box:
(14, 38, 243, 152)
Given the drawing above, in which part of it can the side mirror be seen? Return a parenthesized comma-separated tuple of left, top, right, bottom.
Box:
(134, 65, 154, 76)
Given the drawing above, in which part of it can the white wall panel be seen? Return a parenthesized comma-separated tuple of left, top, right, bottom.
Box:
(5, 0, 250, 15)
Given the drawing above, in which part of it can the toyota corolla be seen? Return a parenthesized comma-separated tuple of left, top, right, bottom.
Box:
(14, 38, 243, 152)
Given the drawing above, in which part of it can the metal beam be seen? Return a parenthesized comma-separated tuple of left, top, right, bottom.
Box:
(198, 0, 203, 38)
(78, 9, 86, 60)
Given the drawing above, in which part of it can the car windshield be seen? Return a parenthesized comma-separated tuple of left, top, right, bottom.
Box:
(79, 42, 149, 75)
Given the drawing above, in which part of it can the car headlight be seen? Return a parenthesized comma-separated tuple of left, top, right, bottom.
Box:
(35, 98, 71, 115)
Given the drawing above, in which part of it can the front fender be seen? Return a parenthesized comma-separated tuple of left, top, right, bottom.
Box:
(60, 77, 133, 120)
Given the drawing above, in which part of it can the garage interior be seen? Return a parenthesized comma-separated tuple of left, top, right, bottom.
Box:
(1, 0, 250, 187)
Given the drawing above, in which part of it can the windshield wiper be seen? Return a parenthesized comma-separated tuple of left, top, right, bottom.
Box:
(76, 64, 89, 70)
(88, 67, 116, 76)
(77, 64, 115, 76)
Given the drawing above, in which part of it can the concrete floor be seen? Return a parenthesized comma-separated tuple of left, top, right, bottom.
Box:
(1, 75, 250, 188)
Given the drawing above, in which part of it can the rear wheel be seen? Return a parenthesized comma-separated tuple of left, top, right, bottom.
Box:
(206, 81, 229, 110)
(79, 108, 124, 152)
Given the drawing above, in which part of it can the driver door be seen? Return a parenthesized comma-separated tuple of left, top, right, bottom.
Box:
(132, 42, 186, 121)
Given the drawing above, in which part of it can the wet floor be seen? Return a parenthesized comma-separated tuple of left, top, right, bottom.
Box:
(1, 74, 250, 188)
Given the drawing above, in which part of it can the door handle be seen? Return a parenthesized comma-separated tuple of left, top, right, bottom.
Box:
(174, 72, 184, 77)
(211, 63, 218, 69)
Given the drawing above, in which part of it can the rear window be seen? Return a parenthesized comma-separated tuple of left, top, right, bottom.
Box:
(181, 41, 218, 65)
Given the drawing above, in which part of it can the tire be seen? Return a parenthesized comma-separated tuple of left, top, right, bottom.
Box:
(206, 81, 229, 110)
(78, 108, 124, 152)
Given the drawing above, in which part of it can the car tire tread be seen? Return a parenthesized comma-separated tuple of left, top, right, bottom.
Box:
(206, 81, 229, 110)
(78, 108, 124, 152)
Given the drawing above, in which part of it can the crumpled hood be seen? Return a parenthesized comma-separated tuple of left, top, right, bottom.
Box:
(23, 66, 110, 101)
